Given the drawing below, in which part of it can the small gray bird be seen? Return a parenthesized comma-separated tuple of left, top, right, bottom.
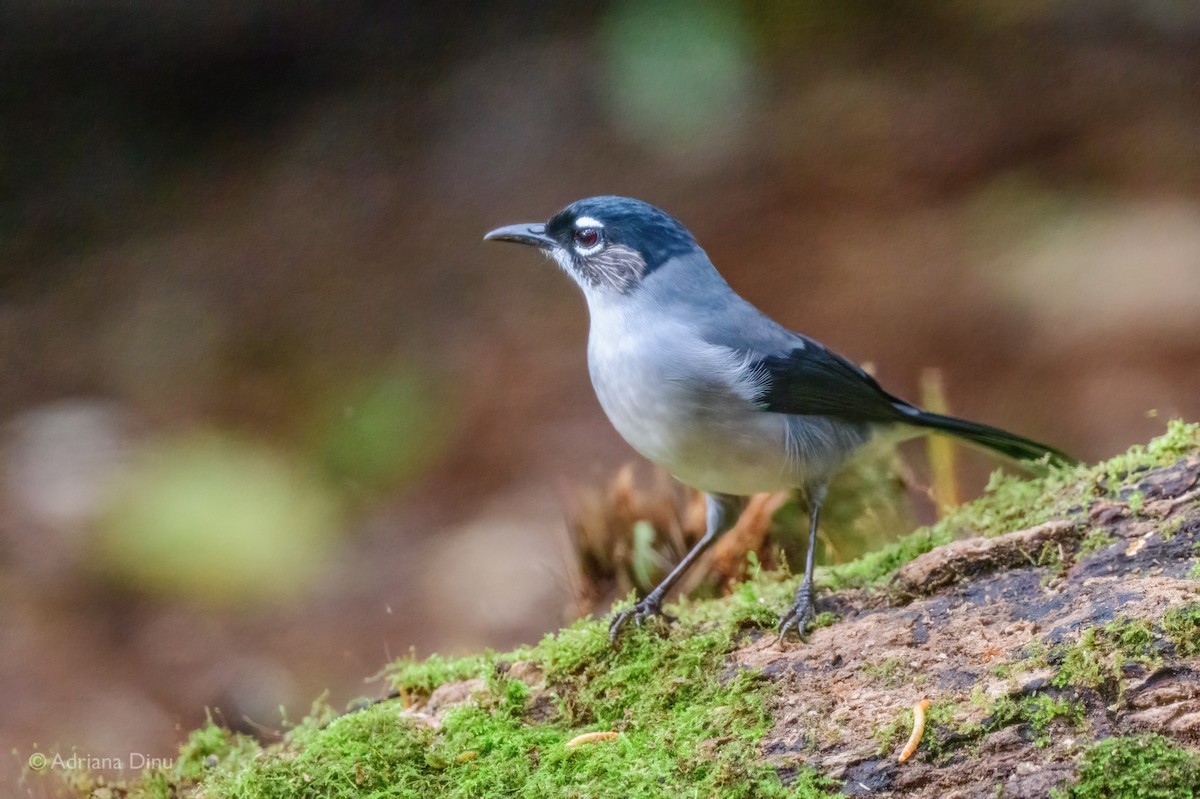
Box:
(485, 196, 1074, 641)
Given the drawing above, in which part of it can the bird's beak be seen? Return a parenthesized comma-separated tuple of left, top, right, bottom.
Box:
(483, 222, 555, 249)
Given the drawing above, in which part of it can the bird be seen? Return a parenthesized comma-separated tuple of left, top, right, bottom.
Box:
(484, 196, 1075, 642)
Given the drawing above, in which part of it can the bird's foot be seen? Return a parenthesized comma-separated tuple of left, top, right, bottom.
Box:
(609, 593, 674, 642)
(778, 580, 817, 643)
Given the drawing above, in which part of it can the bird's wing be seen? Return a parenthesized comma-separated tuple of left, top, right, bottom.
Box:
(747, 336, 914, 423)
(692, 295, 1075, 463)
(736, 329, 1076, 464)
(687, 292, 912, 423)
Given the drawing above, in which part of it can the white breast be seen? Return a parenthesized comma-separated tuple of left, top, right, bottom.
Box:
(585, 300, 802, 495)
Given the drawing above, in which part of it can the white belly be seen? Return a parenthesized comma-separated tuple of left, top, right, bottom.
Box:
(587, 320, 802, 495)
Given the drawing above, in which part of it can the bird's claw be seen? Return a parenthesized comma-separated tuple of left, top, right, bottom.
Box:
(609, 594, 673, 642)
(778, 581, 816, 643)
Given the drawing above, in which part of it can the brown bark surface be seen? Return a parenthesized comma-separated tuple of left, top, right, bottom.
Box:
(735, 456, 1200, 797)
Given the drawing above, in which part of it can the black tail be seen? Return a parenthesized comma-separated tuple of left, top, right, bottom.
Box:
(896, 407, 1078, 467)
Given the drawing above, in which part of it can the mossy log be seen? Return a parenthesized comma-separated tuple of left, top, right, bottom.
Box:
(54, 423, 1200, 798)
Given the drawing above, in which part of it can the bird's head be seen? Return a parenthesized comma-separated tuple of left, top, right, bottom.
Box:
(484, 196, 699, 295)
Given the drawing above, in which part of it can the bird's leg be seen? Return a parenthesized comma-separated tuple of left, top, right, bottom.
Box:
(779, 485, 828, 641)
(610, 492, 745, 641)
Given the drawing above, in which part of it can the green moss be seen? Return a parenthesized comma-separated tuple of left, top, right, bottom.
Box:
(872, 710, 908, 755)
(110, 722, 261, 799)
(811, 611, 838, 630)
(821, 525, 953, 590)
(823, 421, 1198, 590)
(980, 419, 1198, 535)
(1078, 529, 1117, 557)
(939, 693, 1083, 759)
(1023, 638, 1049, 663)
(1105, 617, 1156, 657)
(784, 770, 842, 797)
(214, 698, 442, 798)
(1101, 420, 1200, 482)
(989, 661, 1015, 680)
(1160, 517, 1184, 541)
(174, 721, 260, 781)
(1053, 617, 1158, 692)
(995, 602, 1200, 711)
(1037, 540, 1065, 573)
(1051, 734, 1200, 799)
(984, 694, 1085, 748)
(164, 616, 838, 799)
(388, 651, 495, 700)
(1162, 604, 1200, 658)
(687, 571, 795, 629)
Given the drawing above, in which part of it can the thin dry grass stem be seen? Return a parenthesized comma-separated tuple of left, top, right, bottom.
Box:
(921, 367, 961, 515)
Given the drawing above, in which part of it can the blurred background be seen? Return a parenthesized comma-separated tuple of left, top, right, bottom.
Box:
(4, 0, 1200, 787)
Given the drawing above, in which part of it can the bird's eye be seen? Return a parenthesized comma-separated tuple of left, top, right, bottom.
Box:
(573, 228, 601, 250)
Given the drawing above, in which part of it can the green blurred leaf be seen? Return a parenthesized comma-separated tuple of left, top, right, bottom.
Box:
(601, 0, 759, 165)
(315, 367, 456, 493)
(630, 519, 661, 590)
(98, 434, 340, 605)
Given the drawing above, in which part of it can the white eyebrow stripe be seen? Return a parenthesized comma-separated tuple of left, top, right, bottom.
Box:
(575, 216, 604, 229)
